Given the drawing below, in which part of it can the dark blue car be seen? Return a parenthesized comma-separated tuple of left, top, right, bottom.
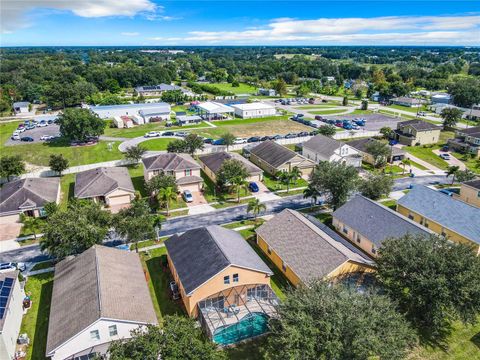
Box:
(248, 182, 259, 192)
(213, 138, 225, 145)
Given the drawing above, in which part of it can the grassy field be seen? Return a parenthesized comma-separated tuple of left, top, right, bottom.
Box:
(262, 173, 308, 191)
(310, 109, 350, 115)
(409, 160, 429, 171)
(214, 115, 290, 127)
(294, 104, 339, 109)
(59, 174, 75, 208)
(405, 145, 448, 170)
(103, 121, 209, 138)
(139, 138, 173, 151)
(20, 273, 54, 360)
(389, 104, 427, 114)
(204, 82, 258, 95)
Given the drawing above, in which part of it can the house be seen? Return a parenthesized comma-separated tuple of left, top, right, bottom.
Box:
(394, 119, 441, 146)
(230, 102, 276, 119)
(371, 91, 381, 102)
(390, 96, 422, 107)
(134, 83, 184, 96)
(74, 167, 135, 208)
(447, 126, 480, 157)
(196, 102, 234, 120)
(464, 109, 480, 122)
(257, 88, 276, 97)
(198, 152, 263, 183)
(397, 185, 480, 255)
(347, 138, 406, 164)
(176, 115, 202, 126)
(302, 134, 362, 167)
(46, 246, 158, 360)
(256, 209, 375, 287)
(431, 93, 452, 105)
(88, 103, 171, 121)
(13, 101, 30, 114)
(138, 103, 172, 122)
(455, 179, 480, 208)
(164, 226, 278, 345)
(249, 140, 315, 176)
(0, 178, 61, 225)
(332, 195, 433, 257)
(142, 153, 203, 192)
(0, 271, 25, 360)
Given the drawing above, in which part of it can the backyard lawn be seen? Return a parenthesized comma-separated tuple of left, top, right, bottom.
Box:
(127, 164, 148, 197)
(205, 82, 258, 95)
(139, 138, 173, 151)
(405, 145, 448, 170)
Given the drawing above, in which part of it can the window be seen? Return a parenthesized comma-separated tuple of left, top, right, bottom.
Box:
(233, 274, 239, 283)
(372, 246, 377, 255)
(408, 212, 414, 220)
(343, 226, 348, 234)
(109, 325, 118, 337)
(282, 262, 287, 272)
(267, 246, 272, 255)
(224, 276, 230, 285)
(356, 234, 361, 244)
(424, 220, 429, 228)
(477, 191, 480, 198)
(184, 169, 192, 176)
(90, 330, 100, 341)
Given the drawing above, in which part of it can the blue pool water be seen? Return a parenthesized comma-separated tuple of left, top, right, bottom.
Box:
(213, 312, 269, 345)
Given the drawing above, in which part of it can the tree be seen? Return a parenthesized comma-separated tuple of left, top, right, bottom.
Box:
(221, 132, 236, 151)
(57, 108, 106, 142)
(440, 107, 463, 129)
(231, 176, 249, 203)
(361, 99, 368, 110)
(379, 126, 394, 139)
(167, 138, 188, 153)
(276, 167, 301, 193)
(246, 198, 266, 222)
(43, 202, 59, 217)
(365, 140, 391, 168)
(157, 186, 177, 216)
(231, 80, 240, 87)
(49, 154, 69, 176)
(266, 281, 415, 360)
(0, 155, 26, 181)
(20, 214, 42, 240)
(40, 200, 111, 259)
(145, 173, 178, 197)
(303, 183, 321, 208)
(342, 96, 348, 106)
(108, 316, 226, 360)
(309, 161, 359, 210)
(456, 169, 477, 182)
(183, 133, 205, 155)
(448, 76, 480, 109)
(377, 234, 480, 340)
(316, 125, 336, 138)
(113, 198, 158, 252)
(273, 78, 287, 96)
(446, 165, 460, 184)
(124, 145, 146, 166)
(400, 158, 411, 174)
(359, 172, 394, 200)
(216, 159, 248, 190)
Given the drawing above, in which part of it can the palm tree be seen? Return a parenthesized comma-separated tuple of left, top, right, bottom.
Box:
(157, 186, 177, 216)
(277, 170, 296, 193)
(446, 165, 460, 185)
(290, 166, 302, 183)
(303, 184, 320, 208)
(400, 158, 411, 175)
(247, 198, 266, 222)
(20, 214, 40, 240)
(231, 176, 249, 203)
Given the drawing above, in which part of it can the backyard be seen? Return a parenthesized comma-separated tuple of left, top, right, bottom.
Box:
(203, 82, 258, 95)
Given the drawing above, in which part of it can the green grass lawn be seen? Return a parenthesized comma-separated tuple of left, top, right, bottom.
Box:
(19, 218, 46, 237)
(59, 174, 75, 208)
(294, 104, 338, 109)
(214, 115, 290, 127)
(30, 260, 55, 271)
(222, 219, 265, 229)
(310, 109, 350, 115)
(380, 199, 398, 210)
(20, 273, 54, 360)
(103, 121, 208, 138)
(205, 82, 258, 95)
(139, 138, 173, 151)
(262, 173, 308, 192)
(389, 104, 427, 114)
(409, 160, 429, 170)
(451, 153, 480, 174)
(404, 145, 448, 170)
(225, 337, 268, 360)
(126, 164, 148, 197)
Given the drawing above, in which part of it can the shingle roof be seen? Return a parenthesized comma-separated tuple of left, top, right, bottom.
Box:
(74, 167, 135, 198)
(46, 246, 158, 355)
(333, 195, 432, 247)
(164, 226, 272, 295)
(398, 185, 480, 245)
(457, 126, 480, 138)
(198, 152, 262, 176)
(302, 134, 342, 157)
(142, 153, 201, 172)
(398, 119, 441, 131)
(347, 138, 406, 157)
(256, 209, 374, 284)
(250, 140, 300, 168)
(463, 179, 480, 190)
(175, 175, 203, 185)
(391, 96, 421, 104)
(0, 178, 60, 216)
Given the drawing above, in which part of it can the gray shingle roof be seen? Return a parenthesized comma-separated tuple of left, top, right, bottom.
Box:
(333, 195, 432, 247)
(302, 134, 342, 157)
(397, 119, 441, 131)
(74, 167, 135, 199)
(198, 152, 262, 176)
(398, 185, 480, 245)
(250, 140, 297, 168)
(457, 126, 480, 138)
(164, 226, 272, 295)
(256, 209, 374, 284)
(347, 138, 406, 157)
(142, 153, 201, 172)
(46, 246, 158, 355)
(0, 178, 60, 216)
(463, 179, 480, 190)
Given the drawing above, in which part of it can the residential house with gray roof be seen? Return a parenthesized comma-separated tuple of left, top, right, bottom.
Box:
(46, 245, 158, 360)
(347, 137, 406, 164)
(448, 126, 480, 158)
(332, 195, 433, 257)
(302, 134, 362, 167)
(394, 119, 441, 146)
(198, 152, 263, 184)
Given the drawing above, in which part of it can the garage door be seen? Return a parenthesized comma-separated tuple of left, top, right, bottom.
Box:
(108, 195, 132, 206)
(180, 183, 201, 192)
(247, 174, 262, 183)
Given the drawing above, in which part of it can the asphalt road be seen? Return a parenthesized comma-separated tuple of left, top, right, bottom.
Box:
(0, 175, 449, 264)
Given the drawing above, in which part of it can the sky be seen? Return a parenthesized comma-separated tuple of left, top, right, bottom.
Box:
(1, 0, 479, 46)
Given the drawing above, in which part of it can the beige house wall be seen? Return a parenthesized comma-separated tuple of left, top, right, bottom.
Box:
(457, 184, 480, 208)
(332, 217, 378, 257)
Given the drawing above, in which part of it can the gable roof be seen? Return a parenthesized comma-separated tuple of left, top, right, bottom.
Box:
(391, 96, 421, 104)
(332, 195, 432, 247)
(347, 138, 406, 157)
(46, 246, 158, 355)
(165, 226, 272, 295)
(0, 178, 60, 216)
(457, 126, 480, 138)
(256, 209, 374, 284)
(197, 102, 234, 114)
(250, 140, 300, 168)
(302, 134, 343, 157)
(463, 179, 480, 190)
(398, 185, 480, 245)
(142, 153, 201, 172)
(198, 152, 262, 176)
(74, 167, 135, 199)
(398, 119, 441, 132)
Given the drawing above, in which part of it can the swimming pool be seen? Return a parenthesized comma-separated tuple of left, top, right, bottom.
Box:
(213, 312, 269, 345)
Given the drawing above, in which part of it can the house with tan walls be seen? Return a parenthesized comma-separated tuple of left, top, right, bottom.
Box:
(394, 120, 441, 146)
(346, 137, 406, 165)
(302, 134, 362, 168)
(456, 179, 480, 208)
(255, 209, 375, 287)
(164, 226, 278, 345)
(142, 153, 203, 192)
(332, 195, 433, 258)
(198, 152, 263, 184)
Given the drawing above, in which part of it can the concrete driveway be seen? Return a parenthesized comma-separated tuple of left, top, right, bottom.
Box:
(0, 223, 22, 242)
(186, 191, 215, 215)
(432, 149, 466, 170)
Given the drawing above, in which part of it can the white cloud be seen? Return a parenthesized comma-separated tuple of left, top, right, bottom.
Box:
(121, 32, 140, 36)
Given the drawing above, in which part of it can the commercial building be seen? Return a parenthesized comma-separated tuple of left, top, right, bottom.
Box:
(196, 102, 234, 120)
(134, 83, 193, 97)
(394, 120, 441, 146)
(302, 134, 362, 167)
(198, 152, 263, 183)
(257, 88, 276, 97)
(230, 102, 276, 119)
(88, 103, 171, 121)
(390, 97, 422, 107)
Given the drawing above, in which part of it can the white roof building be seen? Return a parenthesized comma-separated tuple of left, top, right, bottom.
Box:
(88, 102, 171, 121)
(196, 102, 234, 120)
(231, 102, 276, 119)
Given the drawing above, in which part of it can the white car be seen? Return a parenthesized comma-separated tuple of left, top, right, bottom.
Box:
(144, 131, 160, 138)
(11, 134, 20, 140)
(37, 121, 48, 127)
(16, 127, 26, 133)
(182, 190, 193, 203)
(40, 135, 54, 141)
(233, 138, 247, 144)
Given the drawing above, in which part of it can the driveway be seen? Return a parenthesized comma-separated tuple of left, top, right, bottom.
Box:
(253, 181, 280, 202)
(432, 149, 466, 170)
(0, 223, 22, 242)
(186, 191, 216, 215)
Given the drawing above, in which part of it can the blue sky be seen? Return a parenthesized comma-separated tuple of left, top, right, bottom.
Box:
(1, 1, 479, 46)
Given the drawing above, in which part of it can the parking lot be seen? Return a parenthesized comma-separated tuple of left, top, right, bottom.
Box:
(323, 114, 404, 131)
(5, 124, 61, 146)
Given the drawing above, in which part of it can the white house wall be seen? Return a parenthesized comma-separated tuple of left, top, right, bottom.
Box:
(0, 276, 25, 360)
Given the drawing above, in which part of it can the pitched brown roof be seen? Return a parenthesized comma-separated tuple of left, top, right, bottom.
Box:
(46, 246, 158, 355)
(142, 153, 201, 172)
(463, 179, 480, 190)
(74, 167, 134, 199)
(250, 140, 310, 168)
(398, 119, 441, 131)
(198, 152, 262, 176)
(302, 134, 342, 157)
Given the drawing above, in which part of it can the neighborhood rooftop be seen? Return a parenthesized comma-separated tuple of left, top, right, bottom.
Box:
(165, 226, 272, 295)
(256, 209, 374, 284)
(398, 185, 480, 245)
(347, 138, 406, 156)
(302, 134, 343, 157)
(333, 195, 432, 247)
(74, 167, 134, 198)
(142, 153, 201, 171)
(398, 119, 441, 131)
(250, 140, 298, 168)
(46, 245, 158, 355)
(463, 179, 480, 190)
(198, 152, 262, 175)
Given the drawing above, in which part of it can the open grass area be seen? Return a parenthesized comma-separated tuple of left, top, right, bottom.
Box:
(202, 82, 258, 95)
(451, 153, 480, 174)
(223, 219, 265, 229)
(262, 173, 308, 192)
(405, 145, 448, 170)
(294, 104, 338, 109)
(389, 104, 427, 114)
(126, 164, 148, 197)
(20, 273, 54, 360)
(30, 260, 55, 271)
(310, 109, 350, 115)
(214, 115, 290, 127)
(409, 160, 429, 170)
(103, 121, 209, 138)
(139, 138, 173, 151)
(59, 174, 75, 208)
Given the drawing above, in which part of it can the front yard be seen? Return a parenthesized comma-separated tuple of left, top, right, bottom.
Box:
(262, 173, 308, 192)
(404, 145, 448, 170)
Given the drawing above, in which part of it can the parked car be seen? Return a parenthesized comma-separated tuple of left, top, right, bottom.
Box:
(182, 190, 194, 203)
(20, 136, 34, 142)
(213, 138, 225, 145)
(247, 136, 261, 143)
(47, 119, 54, 124)
(284, 133, 297, 139)
(162, 131, 175, 136)
(16, 126, 26, 133)
(37, 121, 48, 127)
(439, 189, 454, 197)
(248, 182, 259, 193)
(175, 131, 188, 137)
(40, 135, 54, 141)
(309, 98, 315, 104)
(272, 134, 284, 140)
(439, 154, 450, 160)
(233, 138, 247, 144)
(203, 138, 213, 144)
(11, 134, 20, 141)
(297, 131, 309, 137)
(314, 115, 324, 121)
(0, 262, 25, 272)
(144, 131, 160, 138)
(418, 111, 426, 116)
(440, 145, 449, 152)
